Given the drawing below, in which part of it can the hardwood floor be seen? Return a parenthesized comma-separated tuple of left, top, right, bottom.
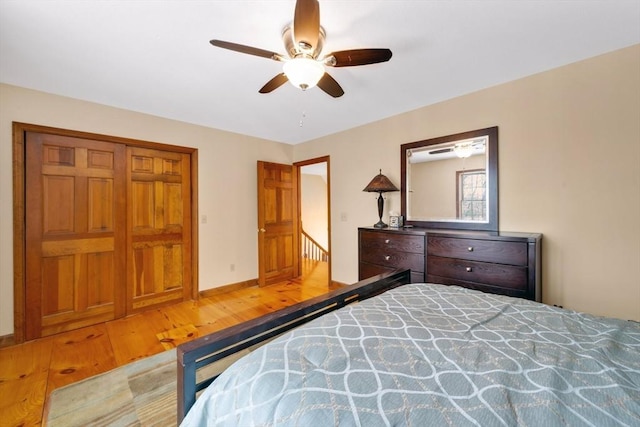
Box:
(0, 260, 334, 427)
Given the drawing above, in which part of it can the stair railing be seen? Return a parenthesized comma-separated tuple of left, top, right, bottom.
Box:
(301, 229, 328, 262)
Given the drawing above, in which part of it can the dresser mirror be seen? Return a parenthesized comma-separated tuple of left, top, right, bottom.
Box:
(401, 126, 498, 231)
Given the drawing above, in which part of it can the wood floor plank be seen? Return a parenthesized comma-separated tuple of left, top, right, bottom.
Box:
(157, 324, 199, 350)
(47, 324, 117, 392)
(204, 295, 254, 322)
(158, 300, 213, 331)
(0, 338, 53, 426)
(105, 310, 169, 365)
(191, 299, 243, 336)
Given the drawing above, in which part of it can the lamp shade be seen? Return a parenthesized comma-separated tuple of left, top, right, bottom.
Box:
(363, 170, 399, 193)
(283, 57, 325, 90)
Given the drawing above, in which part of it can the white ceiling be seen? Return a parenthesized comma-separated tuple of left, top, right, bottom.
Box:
(1, 1, 638, 145)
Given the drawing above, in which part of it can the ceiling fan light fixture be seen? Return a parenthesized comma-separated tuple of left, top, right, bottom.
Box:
(454, 143, 474, 159)
(283, 57, 325, 90)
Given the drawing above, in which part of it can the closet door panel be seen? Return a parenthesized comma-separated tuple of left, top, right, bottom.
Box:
(25, 133, 126, 339)
(127, 147, 192, 313)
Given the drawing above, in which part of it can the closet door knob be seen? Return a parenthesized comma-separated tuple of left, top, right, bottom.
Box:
(385, 239, 390, 244)
(385, 256, 391, 261)
(466, 267, 473, 272)
(467, 247, 474, 252)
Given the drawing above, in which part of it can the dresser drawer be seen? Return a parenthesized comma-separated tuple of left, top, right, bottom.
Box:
(428, 236, 528, 265)
(360, 250, 424, 272)
(427, 256, 527, 290)
(360, 231, 424, 254)
(358, 229, 427, 283)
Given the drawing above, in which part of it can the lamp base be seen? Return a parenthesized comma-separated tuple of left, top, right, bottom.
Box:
(373, 221, 388, 228)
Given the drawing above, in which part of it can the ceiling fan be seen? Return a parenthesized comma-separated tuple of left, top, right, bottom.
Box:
(209, 0, 392, 98)
(428, 139, 487, 158)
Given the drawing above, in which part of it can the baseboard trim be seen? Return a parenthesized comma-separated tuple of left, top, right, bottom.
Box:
(0, 333, 16, 348)
(199, 279, 259, 298)
(330, 280, 348, 289)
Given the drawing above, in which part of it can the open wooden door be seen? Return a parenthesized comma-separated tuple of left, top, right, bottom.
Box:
(257, 161, 299, 287)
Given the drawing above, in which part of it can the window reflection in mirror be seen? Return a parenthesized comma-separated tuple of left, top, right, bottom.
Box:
(401, 127, 498, 231)
(458, 169, 486, 220)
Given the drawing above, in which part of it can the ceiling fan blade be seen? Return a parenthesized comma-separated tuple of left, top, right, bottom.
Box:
(259, 73, 289, 93)
(317, 73, 344, 98)
(429, 148, 453, 155)
(293, 0, 320, 51)
(325, 49, 393, 67)
(210, 40, 284, 61)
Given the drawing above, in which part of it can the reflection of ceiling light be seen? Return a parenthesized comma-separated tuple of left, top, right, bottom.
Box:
(283, 57, 325, 90)
(454, 143, 474, 158)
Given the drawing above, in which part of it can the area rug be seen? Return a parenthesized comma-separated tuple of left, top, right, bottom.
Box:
(45, 349, 178, 426)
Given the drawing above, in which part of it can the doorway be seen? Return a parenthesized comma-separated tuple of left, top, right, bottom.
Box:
(296, 156, 331, 285)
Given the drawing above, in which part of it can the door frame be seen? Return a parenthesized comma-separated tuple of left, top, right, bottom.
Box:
(294, 156, 331, 285)
(12, 122, 199, 344)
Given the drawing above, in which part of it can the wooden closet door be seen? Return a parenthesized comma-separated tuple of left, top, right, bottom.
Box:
(127, 147, 192, 313)
(25, 133, 126, 340)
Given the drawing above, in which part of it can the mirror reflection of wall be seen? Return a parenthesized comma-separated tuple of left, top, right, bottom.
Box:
(409, 154, 485, 220)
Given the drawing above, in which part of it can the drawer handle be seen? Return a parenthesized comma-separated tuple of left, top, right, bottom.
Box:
(466, 267, 473, 272)
(385, 255, 391, 261)
(385, 239, 390, 244)
(467, 247, 474, 252)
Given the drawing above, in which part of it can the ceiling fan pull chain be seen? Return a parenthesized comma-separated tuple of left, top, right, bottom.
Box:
(298, 93, 307, 127)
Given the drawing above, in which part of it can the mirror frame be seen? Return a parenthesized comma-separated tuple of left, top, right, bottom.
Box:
(401, 126, 498, 231)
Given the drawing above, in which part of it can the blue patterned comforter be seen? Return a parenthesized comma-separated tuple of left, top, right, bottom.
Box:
(181, 283, 640, 426)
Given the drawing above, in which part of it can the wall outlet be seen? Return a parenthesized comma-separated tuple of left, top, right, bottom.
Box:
(340, 212, 348, 222)
(201, 214, 207, 224)
(230, 263, 235, 272)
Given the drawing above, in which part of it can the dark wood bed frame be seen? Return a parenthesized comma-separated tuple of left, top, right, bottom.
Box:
(176, 269, 412, 422)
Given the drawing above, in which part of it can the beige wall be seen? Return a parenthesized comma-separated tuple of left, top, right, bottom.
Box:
(301, 174, 328, 249)
(0, 84, 293, 336)
(1, 45, 638, 337)
(294, 44, 640, 321)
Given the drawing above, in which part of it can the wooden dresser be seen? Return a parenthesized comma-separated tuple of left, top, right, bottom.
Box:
(358, 227, 427, 283)
(358, 227, 542, 301)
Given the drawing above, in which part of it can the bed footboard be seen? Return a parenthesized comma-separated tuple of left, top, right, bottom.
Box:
(176, 269, 412, 422)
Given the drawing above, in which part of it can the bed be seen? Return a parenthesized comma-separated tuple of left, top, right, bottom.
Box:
(177, 269, 640, 426)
